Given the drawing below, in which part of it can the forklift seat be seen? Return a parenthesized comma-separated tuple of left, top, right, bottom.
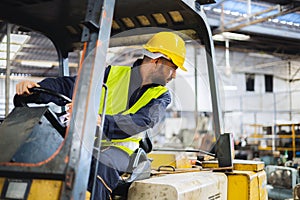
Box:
(112, 147, 152, 199)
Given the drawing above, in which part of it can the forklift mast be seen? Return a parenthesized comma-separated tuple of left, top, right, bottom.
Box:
(0, 0, 230, 199)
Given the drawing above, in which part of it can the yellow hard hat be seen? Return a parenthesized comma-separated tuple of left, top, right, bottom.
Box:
(143, 32, 187, 71)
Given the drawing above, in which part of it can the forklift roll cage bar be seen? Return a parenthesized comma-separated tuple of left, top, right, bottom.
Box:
(0, 0, 228, 199)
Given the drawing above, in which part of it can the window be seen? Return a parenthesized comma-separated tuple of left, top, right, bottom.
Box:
(246, 73, 255, 91)
(265, 74, 273, 92)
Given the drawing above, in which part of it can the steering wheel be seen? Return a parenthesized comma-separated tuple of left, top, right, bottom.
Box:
(13, 87, 72, 137)
(14, 87, 71, 107)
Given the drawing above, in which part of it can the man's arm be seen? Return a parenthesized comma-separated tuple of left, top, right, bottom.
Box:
(15, 66, 111, 106)
(103, 92, 171, 139)
(37, 76, 76, 105)
(15, 76, 76, 106)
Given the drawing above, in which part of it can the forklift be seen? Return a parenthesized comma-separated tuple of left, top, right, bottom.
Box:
(0, 0, 268, 199)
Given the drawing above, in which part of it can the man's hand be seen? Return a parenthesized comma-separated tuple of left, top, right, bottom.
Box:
(64, 103, 74, 121)
(97, 115, 102, 126)
(66, 103, 73, 114)
(16, 80, 40, 95)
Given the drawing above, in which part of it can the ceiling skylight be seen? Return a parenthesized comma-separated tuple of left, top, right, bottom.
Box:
(0, 34, 30, 68)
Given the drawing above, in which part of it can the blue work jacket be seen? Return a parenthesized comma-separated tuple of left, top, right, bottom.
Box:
(36, 59, 171, 139)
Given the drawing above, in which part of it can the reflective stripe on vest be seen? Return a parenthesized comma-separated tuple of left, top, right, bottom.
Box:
(101, 137, 141, 155)
(99, 65, 168, 155)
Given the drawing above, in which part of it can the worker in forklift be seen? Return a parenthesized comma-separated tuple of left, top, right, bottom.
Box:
(15, 31, 187, 199)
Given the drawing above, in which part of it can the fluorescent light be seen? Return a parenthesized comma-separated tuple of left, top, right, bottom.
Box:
(224, 10, 231, 15)
(21, 60, 54, 68)
(280, 21, 287, 25)
(212, 34, 226, 41)
(231, 12, 240, 16)
(225, 31, 250, 40)
(20, 60, 78, 68)
(213, 32, 250, 41)
(213, 8, 222, 13)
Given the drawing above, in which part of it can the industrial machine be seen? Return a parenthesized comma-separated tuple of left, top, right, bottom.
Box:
(0, 0, 268, 199)
(266, 165, 299, 199)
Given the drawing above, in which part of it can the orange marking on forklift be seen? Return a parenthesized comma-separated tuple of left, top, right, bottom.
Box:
(65, 156, 69, 163)
(97, 40, 102, 47)
(80, 42, 87, 68)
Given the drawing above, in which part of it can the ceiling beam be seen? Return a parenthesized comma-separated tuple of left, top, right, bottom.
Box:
(214, 5, 300, 34)
(225, 5, 280, 27)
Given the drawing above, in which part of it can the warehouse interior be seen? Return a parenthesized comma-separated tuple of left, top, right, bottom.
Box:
(0, 0, 300, 199)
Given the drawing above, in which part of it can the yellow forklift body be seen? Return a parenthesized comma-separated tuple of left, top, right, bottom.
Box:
(202, 159, 267, 200)
(227, 170, 267, 200)
(0, 178, 3, 194)
(148, 152, 177, 169)
(28, 179, 62, 200)
(202, 159, 265, 172)
(0, 177, 62, 200)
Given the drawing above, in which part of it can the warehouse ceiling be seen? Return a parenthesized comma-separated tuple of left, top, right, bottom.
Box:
(0, 0, 299, 77)
(204, 0, 300, 55)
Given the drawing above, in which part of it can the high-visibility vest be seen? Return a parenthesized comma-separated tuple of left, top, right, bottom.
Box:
(99, 66, 168, 155)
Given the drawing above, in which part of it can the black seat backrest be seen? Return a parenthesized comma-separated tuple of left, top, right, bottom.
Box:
(0, 107, 63, 163)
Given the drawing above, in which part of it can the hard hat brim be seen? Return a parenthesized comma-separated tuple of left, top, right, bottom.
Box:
(142, 49, 169, 60)
(142, 47, 187, 71)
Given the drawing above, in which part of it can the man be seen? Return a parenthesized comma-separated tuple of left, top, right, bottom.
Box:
(15, 31, 187, 199)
